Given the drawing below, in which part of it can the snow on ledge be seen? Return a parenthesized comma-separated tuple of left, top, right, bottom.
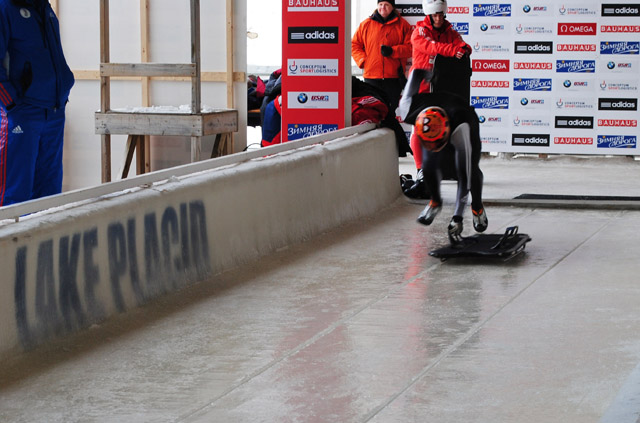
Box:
(107, 104, 222, 114)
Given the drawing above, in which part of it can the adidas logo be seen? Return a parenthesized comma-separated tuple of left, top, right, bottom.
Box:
(12, 125, 23, 134)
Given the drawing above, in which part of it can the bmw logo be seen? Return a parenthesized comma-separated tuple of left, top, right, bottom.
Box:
(563, 80, 572, 88)
(523, 5, 531, 13)
(607, 61, 616, 70)
(520, 98, 529, 106)
(480, 23, 488, 32)
(297, 93, 308, 104)
(478, 115, 486, 124)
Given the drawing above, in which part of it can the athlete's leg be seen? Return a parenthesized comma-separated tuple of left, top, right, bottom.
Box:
(33, 107, 66, 199)
(0, 105, 43, 206)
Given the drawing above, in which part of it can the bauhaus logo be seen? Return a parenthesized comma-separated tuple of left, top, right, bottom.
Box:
(515, 41, 553, 54)
(558, 23, 597, 35)
(512, 134, 550, 147)
(471, 80, 510, 88)
(601, 25, 640, 33)
(514, 62, 552, 70)
(472, 59, 510, 72)
(448, 6, 469, 14)
(557, 44, 596, 52)
(601, 4, 640, 17)
(288, 27, 338, 44)
(287, 0, 338, 12)
(598, 119, 637, 127)
(397, 4, 424, 16)
(555, 116, 594, 129)
(598, 98, 638, 111)
(554, 137, 593, 145)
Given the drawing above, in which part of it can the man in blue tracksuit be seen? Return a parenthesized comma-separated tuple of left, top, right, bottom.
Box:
(0, 0, 74, 206)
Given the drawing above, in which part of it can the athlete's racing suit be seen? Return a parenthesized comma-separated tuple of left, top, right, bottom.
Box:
(404, 91, 484, 219)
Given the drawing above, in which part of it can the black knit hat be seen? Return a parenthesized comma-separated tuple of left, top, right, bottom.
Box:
(378, 0, 396, 7)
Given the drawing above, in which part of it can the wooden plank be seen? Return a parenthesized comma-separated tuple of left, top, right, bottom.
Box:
(191, 0, 202, 114)
(95, 110, 238, 137)
(100, 63, 197, 77)
(99, 0, 110, 113)
(74, 70, 246, 82)
(226, 0, 234, 109)
(101, 134, 112, 183)
(140, 0, 150, 107)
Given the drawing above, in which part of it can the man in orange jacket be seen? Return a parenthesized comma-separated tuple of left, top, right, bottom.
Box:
(351, 0, 412, 114)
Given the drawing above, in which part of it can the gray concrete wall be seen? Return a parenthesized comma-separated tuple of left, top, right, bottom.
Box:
(0, 129, 399, 358)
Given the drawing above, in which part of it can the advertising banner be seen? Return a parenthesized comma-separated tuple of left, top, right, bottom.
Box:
(282, 0, 350, 142)
(392, 0, 640, 155)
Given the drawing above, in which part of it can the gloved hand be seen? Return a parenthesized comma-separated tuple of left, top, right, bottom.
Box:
(381, 45, 393, 57)
(455, 48, 467, 59)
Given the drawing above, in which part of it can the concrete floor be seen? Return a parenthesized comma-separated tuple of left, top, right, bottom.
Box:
(1, 155, 640, 423)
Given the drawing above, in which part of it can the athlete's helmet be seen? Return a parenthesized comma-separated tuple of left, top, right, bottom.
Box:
(422, 0, 447, 15)
(415, 106, 450, 151)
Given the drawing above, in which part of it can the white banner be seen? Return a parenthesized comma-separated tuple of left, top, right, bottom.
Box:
(391, 0, 640, 155)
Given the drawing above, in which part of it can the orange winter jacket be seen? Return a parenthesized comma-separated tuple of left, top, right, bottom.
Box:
(410, 17, 471, 73)
(351, 11, 412, 80)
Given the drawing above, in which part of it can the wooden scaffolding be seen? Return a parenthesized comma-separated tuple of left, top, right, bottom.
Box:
(94, 0, 238, 183)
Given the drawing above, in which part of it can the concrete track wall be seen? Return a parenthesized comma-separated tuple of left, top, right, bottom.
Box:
(0, 129, 399, 357)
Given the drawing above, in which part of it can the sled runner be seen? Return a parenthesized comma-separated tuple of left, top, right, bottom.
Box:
(429, 226, 531, 261)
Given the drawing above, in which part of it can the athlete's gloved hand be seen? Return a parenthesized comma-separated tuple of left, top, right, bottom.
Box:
(381, 45, 393, 57)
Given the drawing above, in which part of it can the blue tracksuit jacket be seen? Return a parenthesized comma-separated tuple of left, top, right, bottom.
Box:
(0, 0, 75, 206)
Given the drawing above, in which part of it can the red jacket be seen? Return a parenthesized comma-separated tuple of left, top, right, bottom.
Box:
(410, 17, 471, 73)
(351, 11, 412, 80)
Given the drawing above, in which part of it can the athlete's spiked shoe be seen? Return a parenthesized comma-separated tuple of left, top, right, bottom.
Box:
(417, 201, 441, 226)
(472, 207, 488, 233)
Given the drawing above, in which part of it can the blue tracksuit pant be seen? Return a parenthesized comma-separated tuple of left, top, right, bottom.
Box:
(0, 104, 65, 206)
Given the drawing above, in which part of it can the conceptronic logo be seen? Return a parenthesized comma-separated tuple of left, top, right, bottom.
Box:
(598, 98, 638, 111)
(471, 96, 510, 109)
(515, 23, 554, 35)
(557, 44, 597, 52)
(288, 27, 338, 44)
(600, 41, 640, 55)
(598, 119, 637, 127)
(513, 116, 551, 127)
(473, 42, 510, 54)
(287, 59, 338, 76)
(514, 41, 553, 54)
(601, 4, 640, 17)
(472, 59, 510, 72)
(397, 4, 424, 16)
(288, 91, 339, 109)
(599, 80, 638, 92)
(451, 22, 470, 34)
(558, 23, 597, 35)
(287, 123, 338, 140)
(512, 134, 550, 147)
(559, 5, 597, 16)
(555, 116, 594, 128)
(513, 78, 552, 91)
(597, 135, 637, 149)
(287, 0, 338, 12)
(556, 60, 596, 73)
(513, 62, 553, 70)
(555, 98, 595, 109)
(471, 80, 510, 88)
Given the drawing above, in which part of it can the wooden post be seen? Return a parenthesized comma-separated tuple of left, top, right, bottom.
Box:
(140, 0, 151, 172)
(100, 0, 112, 182)
(226, 0, 235, 154)
(191, 0, 201, 161)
